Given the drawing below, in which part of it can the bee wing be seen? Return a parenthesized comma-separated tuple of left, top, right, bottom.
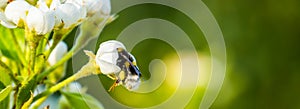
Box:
(121, 51, 142, 76)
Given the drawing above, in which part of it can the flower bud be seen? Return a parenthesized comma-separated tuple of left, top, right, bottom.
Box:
(4, 0, 32, 27)
(84, 0, 108, 16)
(53, 2, 86, 29)
(47, 40, 68, 66)
(26, 6, 55, 35)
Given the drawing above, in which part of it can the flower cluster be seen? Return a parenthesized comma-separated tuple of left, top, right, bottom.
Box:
(0, 0, 135, 108)
(0, 0, 110, 35)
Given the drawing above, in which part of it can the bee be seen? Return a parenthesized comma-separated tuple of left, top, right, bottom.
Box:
(107, 48, 142, 91)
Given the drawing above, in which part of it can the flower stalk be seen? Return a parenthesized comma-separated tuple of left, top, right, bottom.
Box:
(44, 31, 64, 58)
(26, 32, 43, 75)
(37, 48, 74, 81)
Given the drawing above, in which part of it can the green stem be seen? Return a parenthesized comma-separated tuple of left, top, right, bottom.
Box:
(36, 33, 50, 55)
(37, 27, 90, 81)
(36, 30, 72, 75)
(25, 27, 42, 76)
(31, 96, 47, 109)
(28, 41, 38, 75)
(37, 48, 74, 81)
(44, 32, 63, 58)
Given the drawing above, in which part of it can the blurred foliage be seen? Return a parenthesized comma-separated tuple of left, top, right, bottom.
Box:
(203, 0, 300, 108)
(63, 0, 300, 108)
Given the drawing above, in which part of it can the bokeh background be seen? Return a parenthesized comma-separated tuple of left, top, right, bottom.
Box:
(63, 0, 300, 108)
(204, 0, 300, 108)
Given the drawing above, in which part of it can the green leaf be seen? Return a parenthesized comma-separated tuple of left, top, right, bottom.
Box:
(0, 85, 12, 102)
(0, 93, 10, 109)
(0, 82, 5, 90)
(0, 26, 19, 61)
(0, 62, 12, 86)
(0, 81, 10, 109)
(12, 28, 25, 46)
(58, 95, 72, 109)
(61, 92, 104, 109)
(21, 91, 33, 109)
(16, 78, 36, 109)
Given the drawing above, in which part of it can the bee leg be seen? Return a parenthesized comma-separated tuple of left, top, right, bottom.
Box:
(108, 80, 118, 92)
(106, 74, 117, 80)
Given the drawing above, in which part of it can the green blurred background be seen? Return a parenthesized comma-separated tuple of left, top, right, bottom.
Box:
(64, 0, 300, 108)
(205, 0, 300, 108)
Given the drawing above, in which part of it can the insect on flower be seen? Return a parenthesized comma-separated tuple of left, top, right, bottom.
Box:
(95, 40, 142, 91)
(107, 48, 142, 91)
(109, 48, 141, 91)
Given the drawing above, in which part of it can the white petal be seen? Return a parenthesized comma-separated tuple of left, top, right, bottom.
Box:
(101, 0, 111, 15)
(96, 40, 126, 55)
(43, 11, 55, 34)
(97, 52, 118, 65)
(50, 0, 61, 10)
(83, 0, 110, 16)
(95, 40, 126, 74)
(47, 40, 68, 65)
(97, 59, 120, 74)
(37, 0, 49, 12)
(65, 0, 83, 6)
(83, 0, 101, 15)
(0, 12, 16, 28)
(4, 0, 32, 26)
(54, 3, 82, 28)
(26, 7, 55, 35)
(26, 7, 43, 33)
(66, 0, 86, 19)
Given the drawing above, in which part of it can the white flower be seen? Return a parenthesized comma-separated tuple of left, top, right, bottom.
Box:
(26, 6, 55, 35)
(47, 40, 68, 66)
(82, 0, 110, 16)
(65, 0, 87, 20)
(95, 40, 126, 74)
(4, 0, 32, 27)
(52, 0, 86, 29)
(74, 0, 111, 49)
